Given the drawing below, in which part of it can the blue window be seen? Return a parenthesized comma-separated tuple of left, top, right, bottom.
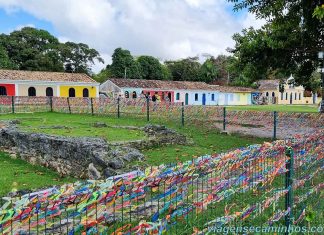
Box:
(83, 88, 89, 97)
(211, 94, 215, 101)
(176, 93, 180, 100)
(195, 93, 198, 101)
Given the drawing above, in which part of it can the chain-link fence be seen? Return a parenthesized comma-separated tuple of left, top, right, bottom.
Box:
(0, 96, 323, 139)
(0, 131, 323, 234)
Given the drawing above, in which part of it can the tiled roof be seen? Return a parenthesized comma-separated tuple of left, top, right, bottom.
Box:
(109, 78, 255, 93)
(209, 85, 256, 93)
(108, 78, 213, 90)
(0, 69, 97, 83)
(257, 80, 279, 90)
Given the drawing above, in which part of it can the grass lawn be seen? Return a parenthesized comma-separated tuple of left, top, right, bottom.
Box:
(227, 104, 319, 113)
(143, 127, 266, 165)
(0, 113, 146, 142)
(0, 152, 75, 196)
(0, 112, 267, 195)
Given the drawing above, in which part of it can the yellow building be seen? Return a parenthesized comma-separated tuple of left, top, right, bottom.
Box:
(0, 70, 99, 98)
(257, 78, 321, 105)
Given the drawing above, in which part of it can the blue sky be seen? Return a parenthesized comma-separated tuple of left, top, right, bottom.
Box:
(0, 8, 57, 35)
(0, 0, 262, 72)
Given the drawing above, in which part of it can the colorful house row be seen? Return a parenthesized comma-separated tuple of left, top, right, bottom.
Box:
(100, 78, 255, 105)
(0, 70, 100, 98)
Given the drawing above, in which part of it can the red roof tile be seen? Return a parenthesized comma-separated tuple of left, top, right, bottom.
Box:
(0, 69, 97, 83)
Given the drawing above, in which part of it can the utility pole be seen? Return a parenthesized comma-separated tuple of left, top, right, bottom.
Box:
(319, 50, 324, 113)
(124, 67, 127, 79)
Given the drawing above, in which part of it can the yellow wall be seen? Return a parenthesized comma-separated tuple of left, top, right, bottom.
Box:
(238, 93, 251, 105)
(60, 86, 97, 97)
(261, 89, 310, 105)
(17, 84, 57, 96)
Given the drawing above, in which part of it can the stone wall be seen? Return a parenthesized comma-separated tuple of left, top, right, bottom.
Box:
(0, 122, 187, 180)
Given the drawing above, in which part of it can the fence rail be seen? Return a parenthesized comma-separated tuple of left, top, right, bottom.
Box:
(1, 96, 323, 139)
(0, 130, 323, 234)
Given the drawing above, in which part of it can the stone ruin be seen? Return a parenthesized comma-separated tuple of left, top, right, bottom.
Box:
(0, 120, 188, 180)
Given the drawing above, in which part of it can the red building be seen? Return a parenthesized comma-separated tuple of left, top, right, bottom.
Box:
(142, 90, 174, 102)
(0, 84, 15, 96)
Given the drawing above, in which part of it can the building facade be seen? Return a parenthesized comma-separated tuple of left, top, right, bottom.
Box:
(257, 78, 320, 105)
(0, 70, 99, 98)
(100, 78, 254, 106)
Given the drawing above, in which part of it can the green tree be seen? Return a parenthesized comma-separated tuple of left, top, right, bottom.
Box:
(110, 48, 141, 79)
(93, 68, 113, 83)
(0, 44, 15, 69)
(0, 27, 103, 74)
(309, 71, 322, 94)
(61, 42, 104, 74)
(199, 58, 219, 83)
(137, 55, 166, 80)
(2, 27, 63, 71)
(313, 4, 324, 19)
(165, 57, 201, 81)
(161, 64, 172, 80)
(227, 0, 324, 88)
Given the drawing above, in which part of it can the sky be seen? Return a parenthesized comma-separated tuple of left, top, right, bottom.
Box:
(0, 0, 265, 73)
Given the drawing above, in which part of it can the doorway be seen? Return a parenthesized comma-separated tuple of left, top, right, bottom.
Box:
(202, 93, 206, 105)
(185, 93, 189, 105)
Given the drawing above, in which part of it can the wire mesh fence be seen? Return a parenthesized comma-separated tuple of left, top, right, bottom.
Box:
(0, 130, 323, 234)
(0, 96, 323, 139)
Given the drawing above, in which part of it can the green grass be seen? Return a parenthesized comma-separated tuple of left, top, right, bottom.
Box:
(0, 112, 146, 142)
(0, 152, 75, 196)
(227, 104, 319, 113)
(143, 128, 266, 165)
(0, 112, 267, 195)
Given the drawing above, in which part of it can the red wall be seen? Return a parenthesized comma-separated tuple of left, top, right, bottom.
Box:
(0, 84, 15, 96)
(143, 90, 174, 102)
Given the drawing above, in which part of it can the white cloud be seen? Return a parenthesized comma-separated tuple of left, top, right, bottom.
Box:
(243, 13, 267, 30)
(15, 23, 35, 30)
(0, 0, 265, 73)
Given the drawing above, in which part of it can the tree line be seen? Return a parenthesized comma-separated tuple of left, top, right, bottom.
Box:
(0, 27, 104, 74)
(94, 47, 240, 85)
(0, 27, 240, 86)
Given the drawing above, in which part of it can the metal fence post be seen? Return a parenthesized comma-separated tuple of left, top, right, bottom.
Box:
(11, 96, 15, 114)
(50, 97, 53, 112)
(181, 102, 185, 127)
(67, 97, 71, 114)
(285, 147, 294, 234)
(146, 97, 150, 122)
(273, 111, 277, 140)
(223, 107, 226, 131)
(91, 98, 94, 115)
(117, 97, 120, 118)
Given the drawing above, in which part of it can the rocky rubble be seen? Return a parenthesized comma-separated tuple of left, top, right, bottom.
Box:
(0, 121, 188, 180)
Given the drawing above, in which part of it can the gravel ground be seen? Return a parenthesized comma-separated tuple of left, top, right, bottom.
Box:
(213, 123, 319, 139)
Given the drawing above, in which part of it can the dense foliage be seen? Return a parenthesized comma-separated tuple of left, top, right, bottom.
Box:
(227, 0, 324, 90)
(96, 49, 238, 84)
(0, 27, 104, 74)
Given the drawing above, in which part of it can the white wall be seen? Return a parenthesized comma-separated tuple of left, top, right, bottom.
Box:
(174, 90, 220, 105)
